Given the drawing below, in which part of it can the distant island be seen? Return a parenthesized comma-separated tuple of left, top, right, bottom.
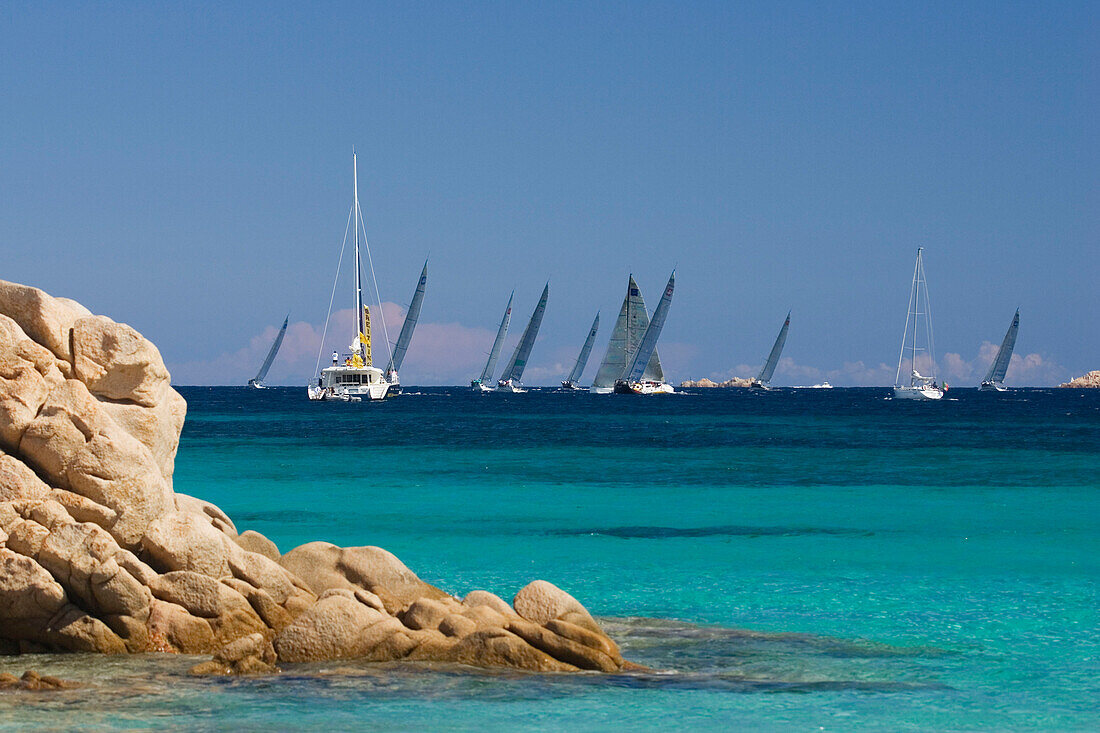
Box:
(680, 377, 754, 388)
(1059, 371, 1100, 388)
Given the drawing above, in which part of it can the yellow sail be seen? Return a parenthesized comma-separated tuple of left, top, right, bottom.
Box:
(361, 306, 372, 366)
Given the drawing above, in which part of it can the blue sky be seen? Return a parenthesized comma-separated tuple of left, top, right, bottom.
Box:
(2, 2, 1096, 385)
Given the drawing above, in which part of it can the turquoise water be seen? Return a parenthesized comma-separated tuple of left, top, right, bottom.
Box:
(3, 387, 1098, 730)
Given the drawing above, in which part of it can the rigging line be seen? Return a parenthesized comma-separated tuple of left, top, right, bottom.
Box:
(921, 255, 937, 379)
(895, 252, 919, 386)
(356, 197, 394, 369)
(313, 203, 355, 377)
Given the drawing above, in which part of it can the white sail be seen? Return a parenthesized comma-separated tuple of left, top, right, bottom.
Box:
(756, 311, 790, 385)
(480, 292, 513, 384)
(983, 309, 1019, 385)
(500, 283, 549, 383)
(624, 272, 675, 382)
(251, 315, 288, 386)
(566, 312, 600, 384)
(386, 260, 428, 376)
(591, 276, 663, 391)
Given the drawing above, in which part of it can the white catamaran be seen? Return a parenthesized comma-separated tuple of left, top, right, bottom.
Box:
(561, 312, 599, 390)
(307, 153, 395, 402)
(384, 260, 428, 394)
(248, 314, 288, 389)
(614, 271, 676, 395)
(893, 247, 944, 401)
(979, 309, 1019, 392)
(591, 275, 667, 394)
(497, 283, 549, 393)
(750, 311, 790, 390)
(471, 292, 513, 392)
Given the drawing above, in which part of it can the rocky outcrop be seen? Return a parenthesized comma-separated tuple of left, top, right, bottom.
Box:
(1059, 371, 1100, 388)
(0, 670, 79, 690)
(0, 278, 629, 674)
(680, 377, 754, 388)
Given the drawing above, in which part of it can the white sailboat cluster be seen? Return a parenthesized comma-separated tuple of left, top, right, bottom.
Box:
(893, 247, 944, 400)
(307, 153, 425, 402)
(590, 272, 676, 395)
(248, 315, 288, 389)
(471, 284, 549, 393)
(471, 293, 513, 392)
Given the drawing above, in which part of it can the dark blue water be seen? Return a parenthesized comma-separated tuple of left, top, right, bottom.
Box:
(4, 387, 1098, 730)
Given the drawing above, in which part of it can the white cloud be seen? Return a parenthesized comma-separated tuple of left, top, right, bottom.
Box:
(940, 341, 1067, 386)
(825, 360, 897, 386)
(167, 305, 564, 386)
(167, 315, 1072, 388)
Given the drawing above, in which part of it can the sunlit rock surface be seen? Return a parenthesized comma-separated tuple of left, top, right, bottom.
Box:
(0, 278, 628, 674)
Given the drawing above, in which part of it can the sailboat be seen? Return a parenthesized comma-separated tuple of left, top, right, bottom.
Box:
(471, 292, 513, 391)
(893, 248, 944, 400)
(750, 311, 790, 390)
(497, 283, 549, 393)
(590, 275, 666, 394)
(248, 314, 288, 389)
(614, 271, 676, 394)
(979, 309, 1019, 391)
(307, 153, 394, 402)
(384, 260, 428, 394)
(561, 312, 599, 390)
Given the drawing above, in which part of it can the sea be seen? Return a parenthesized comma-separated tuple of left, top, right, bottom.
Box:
(2, 386, 1098, 731)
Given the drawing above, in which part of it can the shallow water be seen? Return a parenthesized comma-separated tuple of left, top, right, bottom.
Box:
(3, 387, 1098, 730)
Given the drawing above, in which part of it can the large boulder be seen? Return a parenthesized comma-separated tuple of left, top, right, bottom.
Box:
(279, 541, 450, 614)
(0, 278, 632, 674)
(273, 592, 389, 662)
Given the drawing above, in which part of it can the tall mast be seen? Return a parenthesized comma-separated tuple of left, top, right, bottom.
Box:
(353, 151, 366, 343)
(913, 248, 920, 383)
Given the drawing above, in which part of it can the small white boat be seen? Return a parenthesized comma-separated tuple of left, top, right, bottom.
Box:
(591, 275, 667, 393)
(613, 271, 676, 395)
(495, 283, 549, 394)
(248, 315, 288, 389)
(472, 293, 514, 392)
(561, 312, 600, 390)
(892, 248, 944, 401)
(616, 380, 676, 395)
(811, 381, 833, 389)
(979, 309, 1019, 392)
(894, 371, 944, 400)
(594, 274, 675, 394)
(749, 311, 790, 390)
(307, 153, 395, 402)
(383, 261, 428, 395)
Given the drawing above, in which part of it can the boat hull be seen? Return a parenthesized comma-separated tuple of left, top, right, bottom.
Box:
(310, 364, 392, 401)
(893, 386, 944, 400)
(496, 380, 527, 393)
(613, 380, 675, 395)
(307, 383, 390, 401)
(978, 382, 1006, 392)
